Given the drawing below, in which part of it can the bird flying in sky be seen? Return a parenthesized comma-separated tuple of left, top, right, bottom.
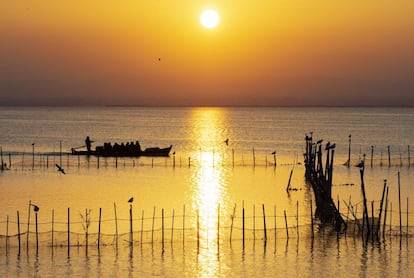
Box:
(55, 164, 66, 174)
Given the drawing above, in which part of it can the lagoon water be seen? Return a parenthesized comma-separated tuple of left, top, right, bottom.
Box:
(0, 107, 414, 277)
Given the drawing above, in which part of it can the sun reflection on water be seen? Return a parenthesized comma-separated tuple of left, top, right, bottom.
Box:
(189, 108, 230, 277)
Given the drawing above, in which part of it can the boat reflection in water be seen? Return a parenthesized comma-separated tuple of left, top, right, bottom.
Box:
(189, 108, 231, 277)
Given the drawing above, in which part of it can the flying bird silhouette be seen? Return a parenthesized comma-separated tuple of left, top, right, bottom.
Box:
(128, 197, 134, 203)
(55, 164, 66, 174)
(224, 139, 229, 146)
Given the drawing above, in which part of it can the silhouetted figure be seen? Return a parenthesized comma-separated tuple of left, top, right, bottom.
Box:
(224, 138, 229, 146)
(135, 141, 141, 152)
(56, 163, 66, 174)
(271, 151, 276, 155)
(33, 205, 39, 212)
(85, 136, 92, 153)
(128, 197, 134, 203)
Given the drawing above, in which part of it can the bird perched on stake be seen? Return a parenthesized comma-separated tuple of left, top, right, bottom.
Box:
(271, 150, 276, 155)
(33, 205, 39, 212)
(355, 160, 365, 169)
(128, 197, 134, 203)
(55, 164, 66, 174)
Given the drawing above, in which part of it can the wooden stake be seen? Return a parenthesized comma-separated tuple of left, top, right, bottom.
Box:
(274, 205, 277, 241)
(17, 211, 21, 254)
(383, 187, 389, 238)
(286, 169, 293, 192)
(141, 210, 144, 245)
(262, 204, 267, 244)
(347, 134, 351, 167)
(35, 212, 38, 254)
(388, 145, 391, 167)
(6, 215, 9, 253)
(162, 208, 164, 252)
(407, 198, 409, 238)
(398, 172, 402, 236)
(230, 203, 236, 242)
(52, 209, 54, 248)
(376, 180, 387, 238)
(32, 143, 35, 170)
(242, 201, 245, 248)
(171, 209, 175, 245)
(284, 210, 289, 239)
(98, 208, 102, 250)
(129, 204, 133, 246)
(183, 205, 186, 246)
(371, 145, 374, 168)
(296, 200, 299, 237)
(252, 148, 256, 167)
(85, 209, 89, 254)
(151, 206, 155, 246)
(253, 204, 256, 241)
(360, 169, 370, 239)
(26, 200, 31, 252)
(67, 207, 70, 256)
(197, 209, 200, 251)
(113, 203, 118, 247)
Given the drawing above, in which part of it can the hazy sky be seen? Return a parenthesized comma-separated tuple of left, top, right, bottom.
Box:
(1, 0, 414, 106)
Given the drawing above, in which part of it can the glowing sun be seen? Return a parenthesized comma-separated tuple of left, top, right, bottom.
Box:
(200, 9, 220, 29)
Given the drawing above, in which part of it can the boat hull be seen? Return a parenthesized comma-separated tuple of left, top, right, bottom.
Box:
(71, 145, 172, 157)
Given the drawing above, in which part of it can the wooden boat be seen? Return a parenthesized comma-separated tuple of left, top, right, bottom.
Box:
(71, 141, 172, 157)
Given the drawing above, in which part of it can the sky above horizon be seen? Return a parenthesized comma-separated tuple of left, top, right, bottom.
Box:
(1, 0, 414, 106)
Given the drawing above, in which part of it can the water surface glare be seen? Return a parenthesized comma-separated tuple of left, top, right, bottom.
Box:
(1, 107, 414, 276)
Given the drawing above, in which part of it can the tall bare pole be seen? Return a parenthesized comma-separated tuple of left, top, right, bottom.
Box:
(347, 134, 351, 167)
(398, 172, 402, 236)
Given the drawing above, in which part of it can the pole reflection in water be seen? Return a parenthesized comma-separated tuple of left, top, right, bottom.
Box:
(189, 108, 231, 277)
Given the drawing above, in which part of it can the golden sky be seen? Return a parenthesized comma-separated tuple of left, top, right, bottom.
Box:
(1, 0, 414, 106)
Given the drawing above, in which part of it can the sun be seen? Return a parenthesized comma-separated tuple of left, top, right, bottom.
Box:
(200, 9, 220, 29)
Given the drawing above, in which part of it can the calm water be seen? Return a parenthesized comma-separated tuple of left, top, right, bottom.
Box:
(1, 106, 414, 277)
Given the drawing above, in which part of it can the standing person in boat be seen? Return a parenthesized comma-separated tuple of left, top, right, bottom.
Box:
(85, 136, 92, 153)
